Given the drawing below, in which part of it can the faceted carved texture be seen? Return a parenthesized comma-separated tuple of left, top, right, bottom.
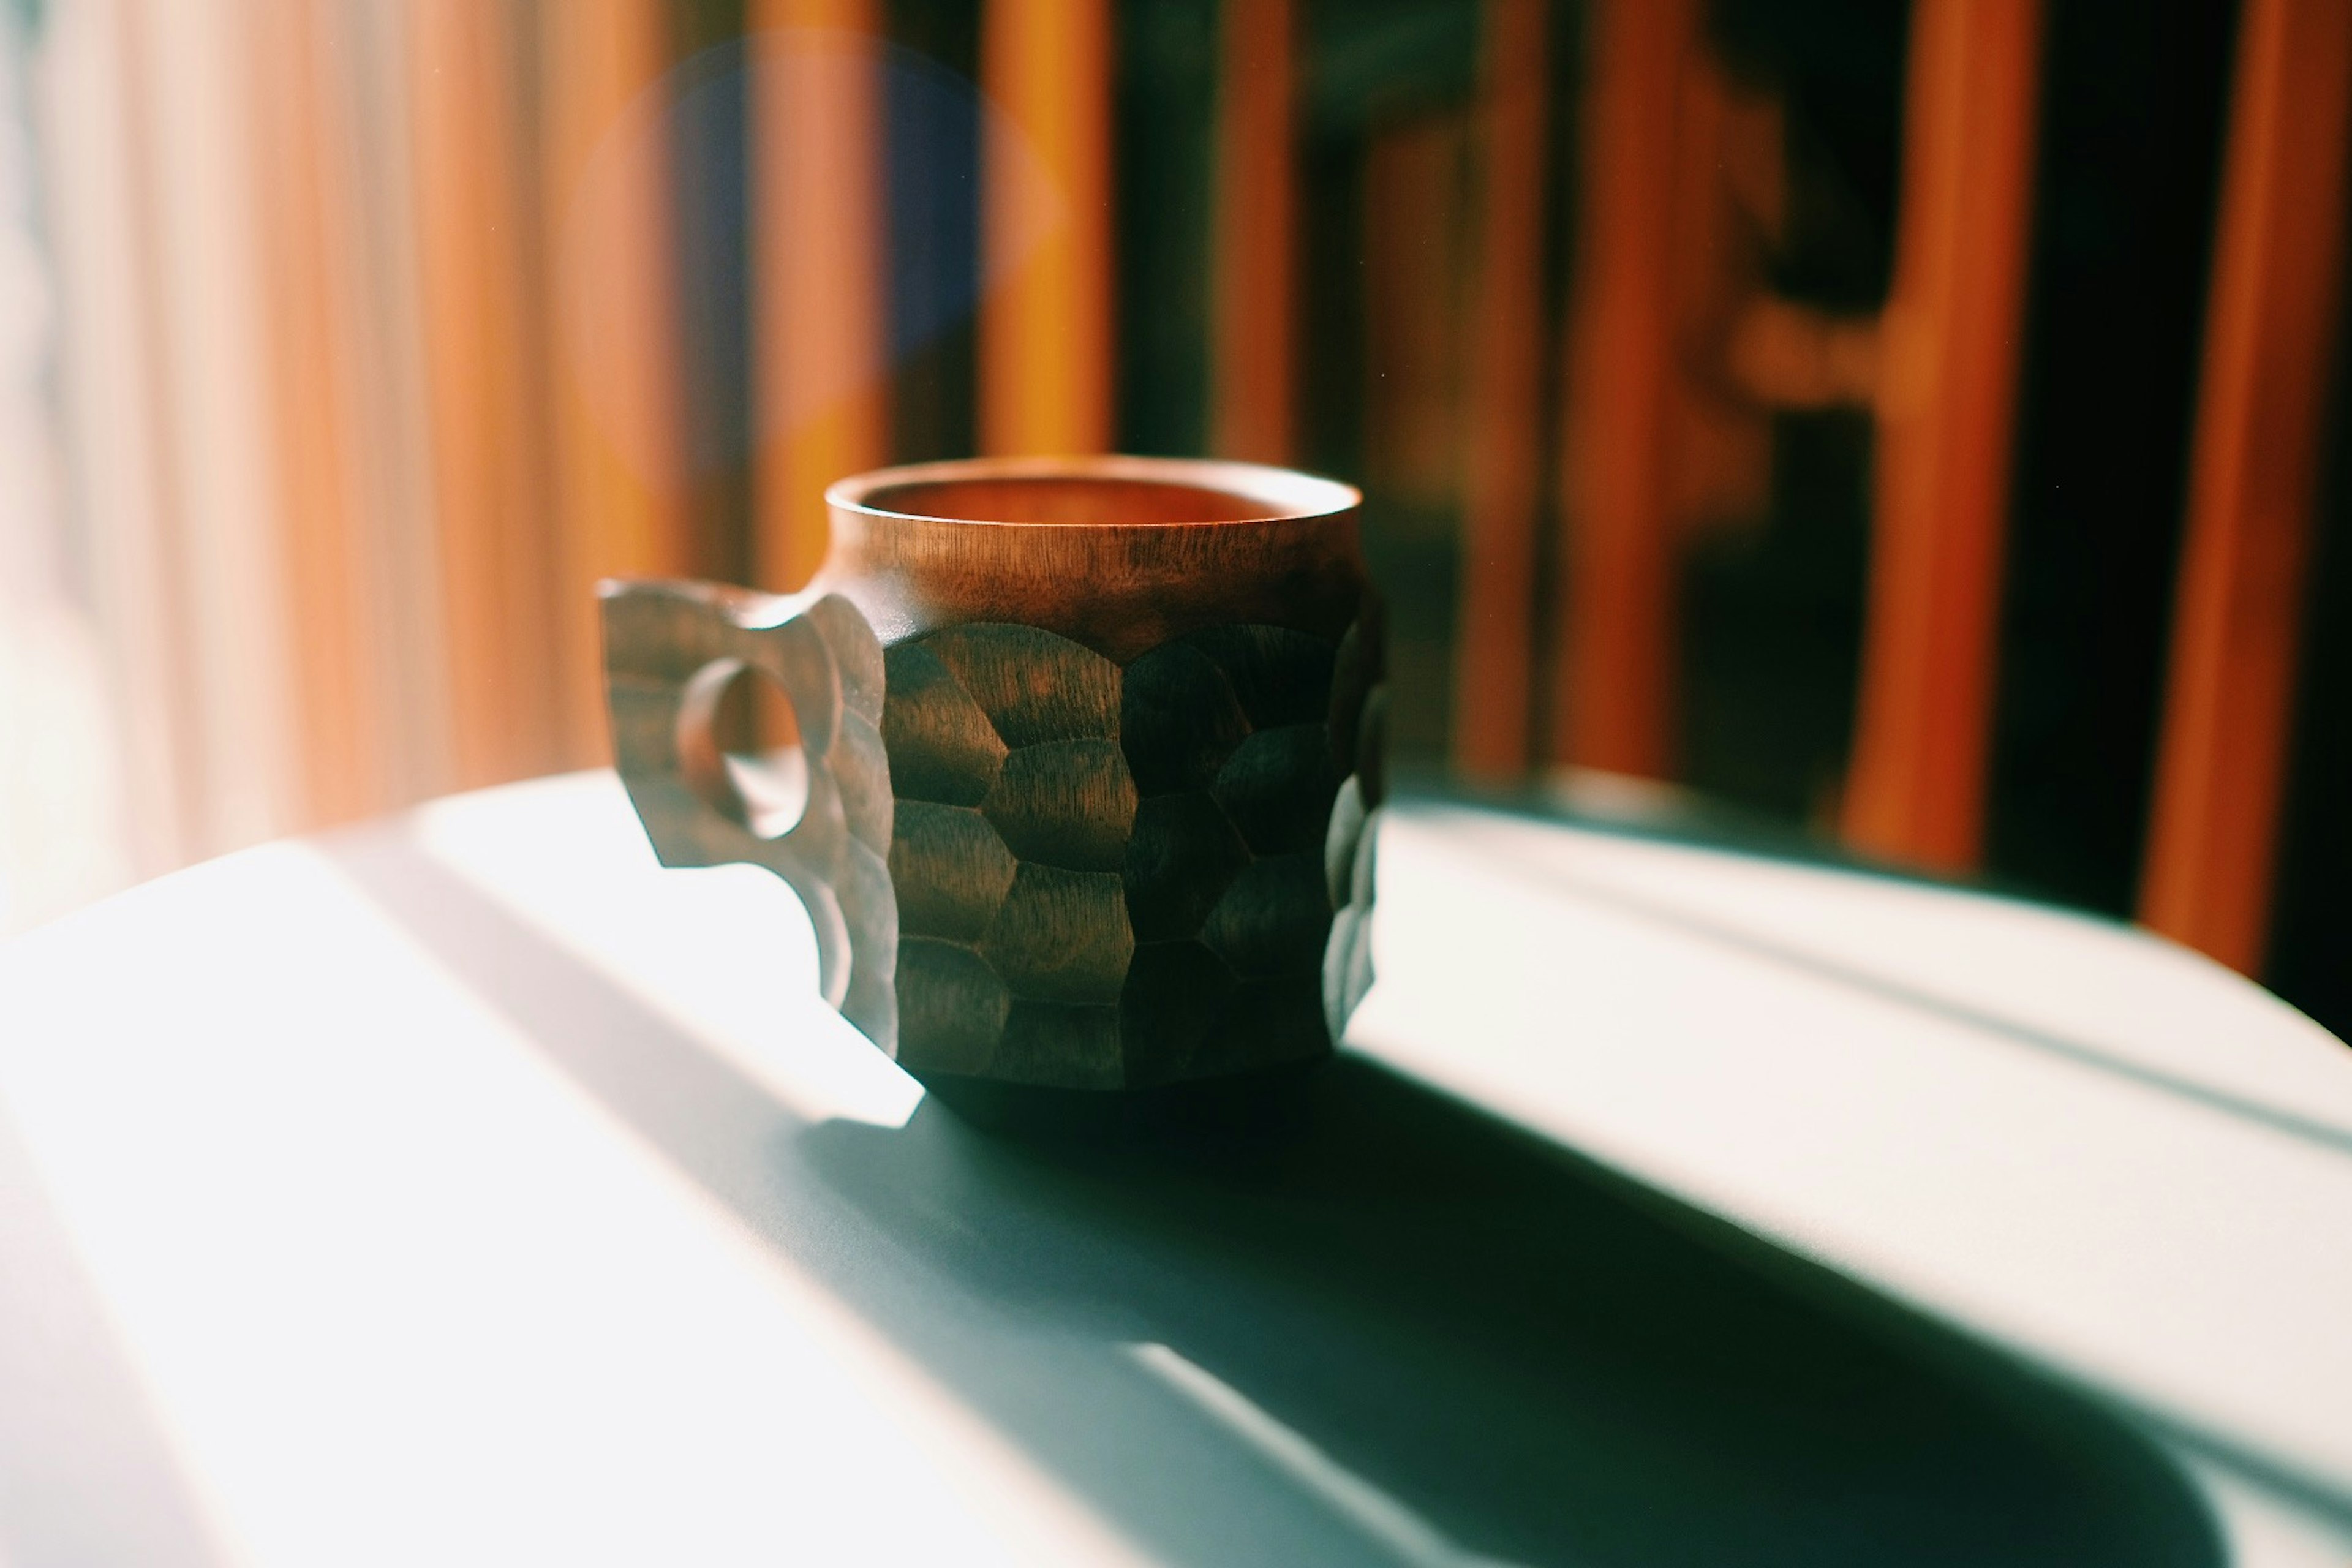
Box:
(604, 583, 899, 1050)
(882, 614, 1382, 1089)
(1322, 595, 1385, 1046)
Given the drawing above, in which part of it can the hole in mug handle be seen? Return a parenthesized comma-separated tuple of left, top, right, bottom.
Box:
(675, 658, 808, 840)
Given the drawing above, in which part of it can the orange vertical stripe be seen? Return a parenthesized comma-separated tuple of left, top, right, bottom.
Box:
(1362, 118, 1473, 511)
(1453, 0, 1550, 778)
(409, 0, 561, 788)
(1553, 0, 1694, 777)
(1210, 0, 1297, 464)
(250, 0, 383, 826)
(2141, 0, 2352, 971)
(981, 0, 1114, 456)
(1841, 0, 2042, 872)
(752, 0, 888, 590)
(107, 0, 208, 858)
(541, 0, 692, 758)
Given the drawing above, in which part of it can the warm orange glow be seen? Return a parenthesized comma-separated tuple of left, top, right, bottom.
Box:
(2141, 0, 2352, 972)
(1362, 115, 1471, 511)
(251, 0, 385, 825)
(408, 0, 562, 790)
(1452, 0, 1550, 780)
(1842, 0, 2042, 872)
(1210, 0, 1297, 466)
(1553, 0, 1697, 779)
(541, 0, 693, 761)
(980, 0, 1114, 457)
(752, 2, 890, 591)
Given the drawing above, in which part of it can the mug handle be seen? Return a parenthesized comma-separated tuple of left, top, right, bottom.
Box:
(599, 578, 897, 1051)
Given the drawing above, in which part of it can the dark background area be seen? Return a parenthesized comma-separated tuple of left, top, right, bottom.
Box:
(703, 0, 2346, 1036)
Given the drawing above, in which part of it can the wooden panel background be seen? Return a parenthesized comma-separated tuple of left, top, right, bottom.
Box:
(407, 0, 565, 788)
(1840, 0, 2043, 873)
(752, 0, 888, 590)
(540, 0, 696, 756)
(1209, 0, 1297, 466)
(1552, 0, 1696, 781)
(1452, 0, 1551, 779)
(979, 0, 1113, 458)
(2140, 0, 2352, 972)
(16, 0, 2352, 1027)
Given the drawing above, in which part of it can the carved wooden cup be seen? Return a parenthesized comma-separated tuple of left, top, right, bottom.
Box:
(601, 456, 1384, 1093)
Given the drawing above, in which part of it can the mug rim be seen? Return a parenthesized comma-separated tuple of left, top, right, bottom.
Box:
(824, 454, 1361, 528)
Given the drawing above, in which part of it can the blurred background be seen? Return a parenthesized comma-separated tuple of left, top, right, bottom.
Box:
(1, 0, 2347, 1038)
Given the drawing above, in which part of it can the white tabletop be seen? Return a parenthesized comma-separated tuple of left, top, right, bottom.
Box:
(2, 772, 2348, 1566)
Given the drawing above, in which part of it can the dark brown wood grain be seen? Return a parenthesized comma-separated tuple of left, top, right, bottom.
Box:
(605, 456, 1384, 1093)
(879, 615, 1368, 1088)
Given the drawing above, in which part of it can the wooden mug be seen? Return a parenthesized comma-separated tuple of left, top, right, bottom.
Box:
(601, 455, 1384, 1093)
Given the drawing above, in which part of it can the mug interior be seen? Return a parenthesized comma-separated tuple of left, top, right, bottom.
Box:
(834, 457, 1360, 530)
(820, 457, 1367, 675)
(860, 476, 1280, 527)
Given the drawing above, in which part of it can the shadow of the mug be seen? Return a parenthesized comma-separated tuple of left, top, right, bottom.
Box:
(801, 1063, 2217, 1568)
(331, 831, 2220, 1567)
